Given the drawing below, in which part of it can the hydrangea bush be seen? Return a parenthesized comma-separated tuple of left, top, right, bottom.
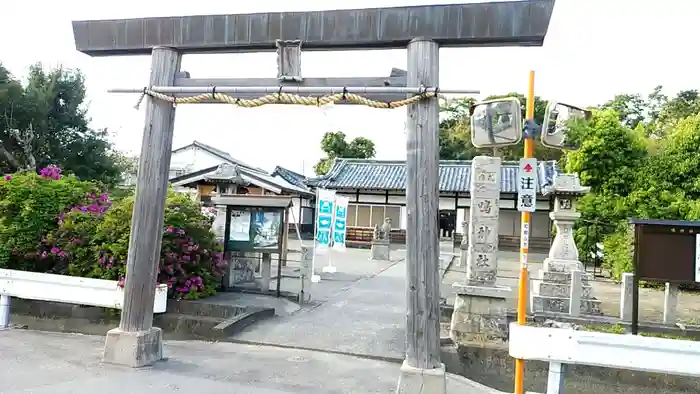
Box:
(0, 166, 226, 300)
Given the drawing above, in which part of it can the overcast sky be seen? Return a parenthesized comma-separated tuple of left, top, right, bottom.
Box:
(2, 0, 697, 175)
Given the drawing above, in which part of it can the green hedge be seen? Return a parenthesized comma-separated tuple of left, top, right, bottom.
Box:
(0, 165, 225, 300)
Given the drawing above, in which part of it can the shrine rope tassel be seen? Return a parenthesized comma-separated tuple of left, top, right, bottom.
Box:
(133, 88, 441, 110)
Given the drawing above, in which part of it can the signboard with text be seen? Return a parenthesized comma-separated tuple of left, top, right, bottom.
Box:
(517, 158, 538, 212)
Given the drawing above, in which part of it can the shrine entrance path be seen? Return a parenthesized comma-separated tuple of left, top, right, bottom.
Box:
(231, 240, 456, 361)
(231, 246, 408, 361)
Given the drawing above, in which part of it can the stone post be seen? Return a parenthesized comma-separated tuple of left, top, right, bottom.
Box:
(663, 283, 680, 325)
(0, 294, 10, 329)
(259, 252, 272, 293)
(620, 272, 634, 322)
(531, 173, 601, 315)
(568, 270, 582, 317)
(450, 156, 512, 349)
(298, 246, 313, 304)
(457, 221, 469, 267)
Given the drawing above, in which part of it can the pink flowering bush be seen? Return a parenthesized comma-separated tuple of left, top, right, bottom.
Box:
(47, 189, 225, 300)
(0, 167, 98, 271)
(0, 165, 224, 300)
(38, 165, 62, 180)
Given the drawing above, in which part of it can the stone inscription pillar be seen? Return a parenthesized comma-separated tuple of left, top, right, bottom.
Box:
(465, 156, 502, 286)
(449, 156, 511, 351)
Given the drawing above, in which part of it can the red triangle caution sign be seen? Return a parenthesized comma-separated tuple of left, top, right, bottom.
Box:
(523, 163, 533, 172)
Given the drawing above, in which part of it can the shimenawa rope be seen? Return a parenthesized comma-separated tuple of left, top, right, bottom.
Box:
(133, 87, 440, 110)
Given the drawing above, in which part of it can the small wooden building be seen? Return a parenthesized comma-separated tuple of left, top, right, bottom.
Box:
(170, 163, 315, 235)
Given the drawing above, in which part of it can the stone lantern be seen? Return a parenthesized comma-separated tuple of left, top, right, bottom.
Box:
(531, 173, 602, 315)
(544, 173, 590, 270)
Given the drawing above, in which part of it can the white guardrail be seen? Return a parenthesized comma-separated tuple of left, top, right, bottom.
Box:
(0, 268, 167, 329)
(509, 322, 700, 393)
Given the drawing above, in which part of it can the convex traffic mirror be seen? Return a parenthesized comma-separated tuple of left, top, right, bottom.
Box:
(541, 102, 591, 150)
(470, 98, 523, 148)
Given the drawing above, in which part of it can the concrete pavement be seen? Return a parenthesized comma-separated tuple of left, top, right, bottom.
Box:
(234, 253, 407, 361)
(0, 330, 502, 394)
(233, 241, 455, 361)
(0, 241, 506, 393)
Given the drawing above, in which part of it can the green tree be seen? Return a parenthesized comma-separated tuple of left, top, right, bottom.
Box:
(0, 62, 122, 185)
(565, 109, 648, 196)
(563, 109, 649, 277)
(640, 113, 700, 199)
(111, 153, 139, 181)
(656, 89, 700, 135)
(438, 97, 479, 160)
(313, 131, 376, 175)
(598, 86, 700, 139)
(645, 85, 668, 129)
(600, 93, 649, 130)
(599, 86, 672, 138)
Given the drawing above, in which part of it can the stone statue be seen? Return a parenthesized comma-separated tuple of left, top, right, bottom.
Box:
(372, 218, 392, 242)
(461, 221, 469, 246)
(381, 217, 392, 239)
(371, 218, 392, 260)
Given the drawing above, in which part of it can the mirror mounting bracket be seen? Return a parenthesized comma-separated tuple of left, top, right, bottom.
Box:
(523, 119, 542, 139)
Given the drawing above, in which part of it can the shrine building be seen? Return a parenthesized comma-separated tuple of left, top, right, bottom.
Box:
(307, 158, 558, 252)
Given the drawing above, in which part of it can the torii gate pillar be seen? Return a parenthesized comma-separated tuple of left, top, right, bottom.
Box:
(103, 46, 181, 367)
(398, 37, 445, 393)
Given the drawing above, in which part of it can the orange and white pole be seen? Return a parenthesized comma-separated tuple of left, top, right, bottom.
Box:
(514, 70, 535, 394)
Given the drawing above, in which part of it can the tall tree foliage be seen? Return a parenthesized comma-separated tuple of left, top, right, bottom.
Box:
(568, 87, 700, 279)
(0, 62, 122, 185)
(313, 131, 376, 175)
(600, 85, 700, 139)
(565, 109, 648, 196)
(563, 110, 649, 264)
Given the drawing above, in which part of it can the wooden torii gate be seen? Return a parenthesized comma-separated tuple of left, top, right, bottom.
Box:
(71, 1, 554, 391)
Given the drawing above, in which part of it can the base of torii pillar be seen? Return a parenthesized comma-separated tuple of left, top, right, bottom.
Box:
(102, 327, 164, 368)
(396, 361, 447, 394)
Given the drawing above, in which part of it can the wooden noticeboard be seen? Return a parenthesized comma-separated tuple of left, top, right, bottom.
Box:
(224, 206, 286, 253)
(630, 218, 700, 334)
(211, 195, 293, 298)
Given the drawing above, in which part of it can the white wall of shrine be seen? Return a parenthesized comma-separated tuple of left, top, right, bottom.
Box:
(329, 189, 552, 238)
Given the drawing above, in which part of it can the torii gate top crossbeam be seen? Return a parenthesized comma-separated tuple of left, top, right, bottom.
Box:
(72, 0, 555, 56)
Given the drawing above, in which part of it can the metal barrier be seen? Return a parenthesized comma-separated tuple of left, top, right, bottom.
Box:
(576, 219, 616, 276)
(509, 323, 700, 393)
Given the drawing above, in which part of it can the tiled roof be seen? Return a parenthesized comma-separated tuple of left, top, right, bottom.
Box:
(308, 158, 558, 194)
(172, 140, 268, 173)
(170, 164, 313, 197)
(271, 166, 309, 190)
(244, 169, 313, 197)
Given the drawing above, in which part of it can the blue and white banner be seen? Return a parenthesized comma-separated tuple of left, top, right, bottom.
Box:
(315, 188, 336, 252)
(332, 196, 349, 251)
